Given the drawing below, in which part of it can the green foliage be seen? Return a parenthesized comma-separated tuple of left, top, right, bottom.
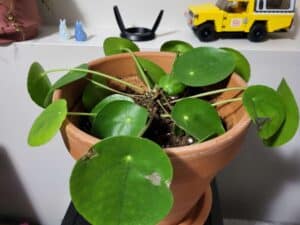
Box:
(264, 79, 299, 146)
(221, 48, 251, 82)
(90, 94, 134, 123)
(173, 47, 235, 87)
(160, 40, 193, 55)
(243, 85, 286, 139)
(27, 36, 300, 225)
(103, 37, 139, 56)
(52, 64, 88, 89)
(92, 101, 149, 138)
(159, 75, 185, 96)
(27, 62, 52, 108)
(28, 99, 67, 146)
(138, 57, 167, 84)
(82, 75, 111, 111)
(171, 99, 225, 142)
(70, 136, 173, 225)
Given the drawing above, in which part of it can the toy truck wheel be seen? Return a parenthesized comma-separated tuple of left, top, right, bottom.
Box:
(195, 23, 217, 42)
(248, 23, 267, 42)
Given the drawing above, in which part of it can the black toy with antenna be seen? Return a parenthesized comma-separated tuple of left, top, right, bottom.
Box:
(113, 5, 164, 41)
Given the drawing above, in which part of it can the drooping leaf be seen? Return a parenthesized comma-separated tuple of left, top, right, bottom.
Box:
(160, 40, 193, 55)
(103, 37, 139, 56)
(90, 94, 134, 123)
(171, 99, 225, 142)
(92, 101, 149, 138)
(52, 64, 88, 89)
(82, 75, 111, 111)
(28, 99, 67, 146)
(221, 47, 250, 82)
(138, 57, 167, 84)
(173, 47, 235, 87)
(70, 136, 173, 225)
(264, 79, 299, 146)
(243, 85, 286, 139)
(27, 62, 52, 108)
(159, 75, 185, 96)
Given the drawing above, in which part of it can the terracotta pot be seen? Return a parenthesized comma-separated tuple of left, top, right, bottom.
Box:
(53, 52, 251, 225)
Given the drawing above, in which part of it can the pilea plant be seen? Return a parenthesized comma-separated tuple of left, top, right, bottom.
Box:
(27, 37, 299, 225)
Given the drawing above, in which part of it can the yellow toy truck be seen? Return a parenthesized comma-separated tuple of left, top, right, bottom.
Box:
(187, 0, 295, 42)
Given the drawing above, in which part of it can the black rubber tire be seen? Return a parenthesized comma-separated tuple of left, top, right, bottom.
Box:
(195, 23, 218, 42)
(248, 23, 267, 42)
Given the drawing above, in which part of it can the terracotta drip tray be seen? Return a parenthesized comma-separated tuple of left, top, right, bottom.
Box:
(178, 187, 212, 225)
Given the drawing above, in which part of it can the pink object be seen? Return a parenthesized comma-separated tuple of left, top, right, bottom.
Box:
(0, 0, 41, 44)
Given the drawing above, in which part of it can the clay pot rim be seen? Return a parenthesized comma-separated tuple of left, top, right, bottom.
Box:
(54, 51, 251, 159)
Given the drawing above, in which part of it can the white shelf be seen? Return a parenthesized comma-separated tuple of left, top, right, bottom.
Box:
(16, 11, 300, 53)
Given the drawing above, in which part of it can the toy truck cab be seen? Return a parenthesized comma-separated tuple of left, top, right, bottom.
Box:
(187, 0, 295, 42)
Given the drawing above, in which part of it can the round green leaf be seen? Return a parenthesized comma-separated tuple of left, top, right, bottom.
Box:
(90, 94, 134, 123)
(160, 40, 193, 55)
(92, 101, 149, 138)
(28, 99, 67, 146)
(27, 62, 52, 108)
(103, 37, 139, 56)
(52, 64, 88, 89)
(138, 57, 167, 84)
(82, 76, 111, 111)
(173, 47, 235, 87)
(221, 48, 250, 82)
(243, 85, 286, 139)
(171, 99, 225, 142)
(264, 79, 299, 146)
(70, 136, 173, 225)
(159, 75, 185, 96)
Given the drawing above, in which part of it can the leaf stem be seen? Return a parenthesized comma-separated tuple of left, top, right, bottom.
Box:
(68, 112, 96, 117)
(122, 48, 152, 91)
(212, 97, 242, 106)
(157, 100, 169, 114)
(160, 114, 171, 118)
(85, 78, 136, 97)
(171, 87, 246, 103)
(160, 91, 173, 111)
(43, 68, 144, 93)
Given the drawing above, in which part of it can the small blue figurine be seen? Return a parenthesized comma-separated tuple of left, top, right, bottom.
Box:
(59, 19, 71, 40)
(74, 20, 87, 42)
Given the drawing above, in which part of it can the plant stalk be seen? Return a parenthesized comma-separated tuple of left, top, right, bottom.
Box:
(85, 78, 137, 97)
(122, 48, 152, 91)
(43, 68, 144, 94)
(212, 97, 243, 106)
(157, 100, 169, 114)
(171, 87, 246, 103)
(68, 112, 96, 117)
(160, 114, 171, 118)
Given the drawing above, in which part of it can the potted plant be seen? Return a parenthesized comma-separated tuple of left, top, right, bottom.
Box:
(27, 37, 299, 225)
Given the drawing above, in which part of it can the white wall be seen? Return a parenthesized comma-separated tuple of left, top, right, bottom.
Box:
(0, 0, 299, 224)
(38, 0, 206, 30)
